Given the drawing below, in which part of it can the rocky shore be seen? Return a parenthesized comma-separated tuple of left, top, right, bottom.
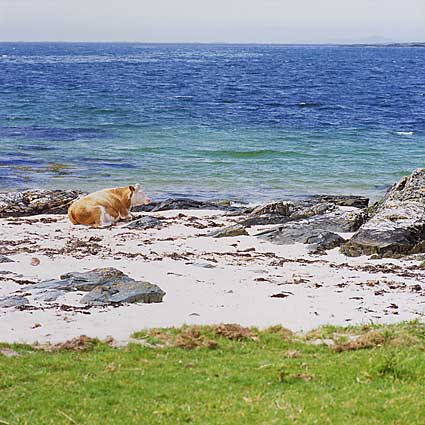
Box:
(1, 169, 424, 344)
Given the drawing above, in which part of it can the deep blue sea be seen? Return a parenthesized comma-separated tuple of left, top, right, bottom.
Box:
(0, 43, 424, 201)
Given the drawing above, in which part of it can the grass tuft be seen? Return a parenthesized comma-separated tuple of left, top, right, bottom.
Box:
(213, 323, 257, 341)
(33, 335, 102, 352)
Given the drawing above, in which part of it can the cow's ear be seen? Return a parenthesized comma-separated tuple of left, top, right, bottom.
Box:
(129, 185, 135, 193)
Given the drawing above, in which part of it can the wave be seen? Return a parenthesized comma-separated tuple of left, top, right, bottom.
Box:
(173, 96, 194, 99)
(85, 107, 117, 114)
(201, 149, 309, 159)
(396, 131, 414, 136)
(298, 102, 322, 108)
(0, 126, 111, 141)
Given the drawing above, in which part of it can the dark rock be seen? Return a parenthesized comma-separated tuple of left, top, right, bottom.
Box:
(240, 199, 366, 231)
(80, 279, 165, 306)
(29, 268, 127, 296)
(0, 255, 14, 263)
(125, 216, 162, 229)
(0, 295, 29, 308)
(306, 232, 346, 252)
(27, 268, 165, 306)
(134, 198, 243, 213)
(310, 195, 369, 209)
(254, 201, 364, 250)
(240, 201, 327, 227)
(0, 190, 84, 217)
(342, 169, 425, 257)
(251, 201, 292, 216)
(296, 208, 367, 233)
(257, 222, 345, 251)
(59, 268, 127, 291)
(209, 224, 248, 238)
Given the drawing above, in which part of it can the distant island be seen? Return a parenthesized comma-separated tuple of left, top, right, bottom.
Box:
(346, 42, 425, 48)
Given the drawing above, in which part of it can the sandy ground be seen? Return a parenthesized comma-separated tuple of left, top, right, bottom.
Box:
(0, 208, 424, 344)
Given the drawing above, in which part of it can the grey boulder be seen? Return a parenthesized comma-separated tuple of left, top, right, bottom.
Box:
(81, 279, 165, 306)
(306, 232, 346, 252)
(125, 216, 162, 229)
(209, 224, 248, 238)
(27, 268, 165, 305)
(342, 169, 425, 257)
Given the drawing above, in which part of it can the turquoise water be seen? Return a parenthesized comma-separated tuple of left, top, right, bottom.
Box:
(0, 43, 424, 201)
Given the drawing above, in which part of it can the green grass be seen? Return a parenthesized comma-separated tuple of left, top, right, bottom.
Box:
(1, 322, 425, 424)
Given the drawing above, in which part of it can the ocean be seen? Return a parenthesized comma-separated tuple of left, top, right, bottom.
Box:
(0, 43, 424, 202)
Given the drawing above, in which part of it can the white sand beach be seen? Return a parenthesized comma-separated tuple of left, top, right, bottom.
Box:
(1, 208, 424, 345)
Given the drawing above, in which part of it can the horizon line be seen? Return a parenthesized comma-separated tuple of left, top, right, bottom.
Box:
(0, 40, 424, 45)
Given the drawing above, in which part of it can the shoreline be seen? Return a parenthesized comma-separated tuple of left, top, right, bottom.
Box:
(1, 191, 424, 344)
(0, 186, 387, 206)
(1, 168, 425, 345)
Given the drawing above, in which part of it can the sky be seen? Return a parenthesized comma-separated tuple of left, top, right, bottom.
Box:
(0, 0, 424, 43)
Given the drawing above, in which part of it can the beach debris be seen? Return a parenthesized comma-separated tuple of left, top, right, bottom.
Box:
(0, 189, 83, 217)
(208, 224, 248, 238)
(0, 255, 14, 263)
(271, 291, 294, 298)
(125, 215, 162, 229)
(24, 267, 165, 306)
(342, 168, 425, 257)
(58, 238, 105, 257)
(287, 274, 311, 285)
(411, 284, 422, 292)
(254, 277, 272, 282)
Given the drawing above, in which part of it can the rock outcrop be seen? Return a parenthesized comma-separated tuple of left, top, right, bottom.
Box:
(0, 190, 83, 217)
(1, 268, 165, 307)
(342, 169, 425, 257)
(81, 279, 164, 305)
(309, 195, 369, 209)
(251, 197, 367, 250)
(257, 222, 345, 251)
(240, 197, 367, 230)
(209, 224, 249, 238)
